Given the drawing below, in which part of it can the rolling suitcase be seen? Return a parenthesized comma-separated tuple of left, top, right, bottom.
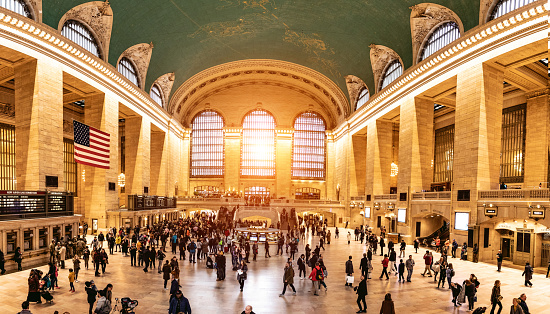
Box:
(41, 290, 54, 303)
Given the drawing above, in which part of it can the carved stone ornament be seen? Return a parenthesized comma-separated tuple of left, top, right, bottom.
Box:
(58, 1, 113, 62)
(344, 75, 368, 109)
(410, 3, 463, 65)
(479, 0, 495, 24)
(151, 72, 176, 108)
(118, 43, 154, 90)
(0, 103, 14, 118)
(26, 0, 42, 23)
(369, 44, 401, 92)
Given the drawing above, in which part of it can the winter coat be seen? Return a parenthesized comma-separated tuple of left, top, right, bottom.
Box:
(169, 296, 191, 314)
(283, 266, 295, 284)
(163, 264, 172, 281)
(380, 300, 395, 314)
(345, 260, 354, 275)
(356, 278, 368, 296)
(95, 296, 111, 314)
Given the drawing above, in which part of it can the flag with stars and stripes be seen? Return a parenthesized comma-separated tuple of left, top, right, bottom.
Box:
(73, 120, 110, 169)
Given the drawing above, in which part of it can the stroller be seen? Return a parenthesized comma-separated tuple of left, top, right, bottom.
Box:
(206, 255, 214, 269)
(39, 274, 54, 304)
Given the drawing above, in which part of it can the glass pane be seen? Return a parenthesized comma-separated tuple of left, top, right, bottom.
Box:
(420, 22, 460, 61)
(61, 20, 101, 58)
(292, 112, 326, 179)
(241, 110, 276, 177)
(191, 111, 224, 177)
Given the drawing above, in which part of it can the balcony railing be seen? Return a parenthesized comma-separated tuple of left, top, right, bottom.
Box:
(373, 194, 397, 201)
(478, 189, 550, 200)
(412, 192, 451, 200)
(127, 195, 177, 211)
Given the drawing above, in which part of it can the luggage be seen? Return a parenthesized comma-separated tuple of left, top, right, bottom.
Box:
(346, 276, 354, 284)
(41, 290, 54, 303)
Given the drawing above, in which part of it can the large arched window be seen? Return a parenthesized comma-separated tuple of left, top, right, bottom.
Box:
(191, 111, 224, 177)
(380, 60, 403, 91)
(118, 57, 140, 87)
(150, 84, 163, 107)
(1, 0, 32, 18)
(355, 88, 370, 110)
(241, 110, 276, 177)
(490, 0, 537, 20)
(61, 20, 102, 58)
(292, 112, 326, 180)
(419, 22, 460, 62)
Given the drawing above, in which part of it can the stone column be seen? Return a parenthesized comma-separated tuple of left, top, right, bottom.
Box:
(397, 96, 434, 194)
(454, 63, 503, 232)
(325, 132, 335, 200)
(180, 129, 191, 196)
(350, 135, 367, 197)
(83, 93, 119, 230)
(15, 59, 63, 190)
(275, 128, 293, 198)
(224, 128, 241, 194)
(365, 120, 393, 196)
(524, 89, 550, 188)
(125, 116, 151, 195)
(166, 125, 183, 197)
(150, 130, 168, 196)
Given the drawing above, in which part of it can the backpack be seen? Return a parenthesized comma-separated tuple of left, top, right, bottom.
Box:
(316, 268, 324, 281)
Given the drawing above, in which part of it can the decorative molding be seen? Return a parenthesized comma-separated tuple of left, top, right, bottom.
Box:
(63, 119, 74, 135)
(117, 42, 153, 90)
(0, 102, 14, 117)
(58, 1, 113, 62)
(151, 72, 175, 108)
(410, 3, 464, 65)
(479, 0, 495, 24)
(26, 0, 42, 23)
(525, 88, 549, 99)
(168, 59, 350, 124)
(345, 75, 368, 110)
(369, 44, 402, 93)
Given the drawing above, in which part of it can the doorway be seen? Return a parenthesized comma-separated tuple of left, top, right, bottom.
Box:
(502, 238, 511, 259)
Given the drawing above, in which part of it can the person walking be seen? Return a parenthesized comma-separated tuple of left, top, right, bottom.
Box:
(279, 261, 296, 296)
(264, 240, 271, 258)
(414, 238, 419, 254)
(380, 293, 396, 314)
(169, 290, 191, 314)
(438, 262, 447, 288)
(354, 275, 367, 313)
(389, 249, 397, 275)
(379, 254, 389, 280)
(405, 255, 415, 282)
(308, 262, 322, 296)
(399, 240, 406, 258)
(216, 251, 226, 281)
(188, 240, 197, 263)
(511, 298, 525, 314)
(297, 254, 306, 279)
(446, 263, 455, 288)
(496, 250, 503, 272)
(157, 248, 166, 274)
(72, 255, 81, 282)
(421, 251, 432, 277)
(522, 262, 533, 287)
(465, 279, 476, 311)
(398, 259, 405, 283)
(85, 281, 98, 314)
(473, 243, 479, 263)
(345, 256, 354, 287)
(68, 268, 75, 292)
(347, 232, 351, 245)
(518, 293, 529, 314)
(489, 280, 503, 314)
(452, 239, 458, 258)
(237, 259, 248, 292)
(162, 260, 172, 289)
(379, 237, 385, 256)
(129, 243, 137, 266)
(359, 253, 368, 278)
(14, 247, 23, 271)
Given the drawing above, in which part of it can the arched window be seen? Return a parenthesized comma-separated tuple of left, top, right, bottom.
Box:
(118, 57, 139, 87)
(292, 112, 326, 180)
(150, 84, 163, 106)
(380, 60, 403, 91)
(191, 111, 224, 177)
(356, 88, 370, 110)
(61, 20, 102, 58)
(490, 0, 537, 20)
(419, 22, 460, 62)
(241, 110, 276, 177)
(1, 0, 32, 18)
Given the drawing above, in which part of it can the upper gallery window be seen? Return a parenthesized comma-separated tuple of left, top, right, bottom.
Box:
(490, 0, 537, 20)
(355, 88, 370, 110)
(61, 20, 102, 58)
(118, 57, 140, 87)
(150, 84, 163, 106)
(241, 110, 276, 177)
(1, 0, 32, 18)
(292, 112, 326, 180)
(500, 104, 526, 183)
(419, 22, 460, 62)
(190, 111, 224, 177)
(380, 60, 403, 91)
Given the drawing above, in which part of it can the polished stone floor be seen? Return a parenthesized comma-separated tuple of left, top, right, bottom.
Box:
(1, 228, 549, 314)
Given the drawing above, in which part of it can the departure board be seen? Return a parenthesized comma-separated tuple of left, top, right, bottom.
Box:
(47, 192, 67, 211)
(0, 191, 46, 214)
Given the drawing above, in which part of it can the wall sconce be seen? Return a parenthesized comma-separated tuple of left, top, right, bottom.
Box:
(118, 173, 126, 187)
(387, 203, 395, 210)
(374, 202, 380, 210)
(359, 202, 364, 209)
(483, 203, 498, 217)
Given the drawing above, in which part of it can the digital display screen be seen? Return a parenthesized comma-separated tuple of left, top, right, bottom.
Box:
(397, 209, 406, 223)
(364, 207, 371, 218)
(533, 211, 543, 215)
(454, 212, 469, 231)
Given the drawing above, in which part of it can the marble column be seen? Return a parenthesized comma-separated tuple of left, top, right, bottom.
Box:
(365, 120, 393, 196)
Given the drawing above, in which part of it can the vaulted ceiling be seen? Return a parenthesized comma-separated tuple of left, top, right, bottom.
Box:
(44, 0, 480, 111)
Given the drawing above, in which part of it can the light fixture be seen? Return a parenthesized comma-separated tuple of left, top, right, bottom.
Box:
(81, 169, 86, 182)
(118, 173, 126, 187)
(390, 163, 398, 177)
(483, 203, 497, 217)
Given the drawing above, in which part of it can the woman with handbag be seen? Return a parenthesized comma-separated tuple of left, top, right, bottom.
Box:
(522, 262, 533, 287)
(490, 280, 503, 314)
(237, 259, 248, 292)
(465, 279, 476, 311)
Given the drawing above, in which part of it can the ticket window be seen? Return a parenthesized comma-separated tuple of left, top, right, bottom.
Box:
(24, 230, 33, 251)
(52, 227, 62, 243)
(7, 232, 17, 254)
(39, 229, 48, 249)
(65, 225, 72, 240)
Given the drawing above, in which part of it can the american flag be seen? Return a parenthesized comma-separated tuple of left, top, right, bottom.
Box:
(73, 120, 110, 169)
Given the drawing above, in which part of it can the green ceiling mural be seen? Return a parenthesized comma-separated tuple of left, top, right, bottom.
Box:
(43, 0, 480, 109)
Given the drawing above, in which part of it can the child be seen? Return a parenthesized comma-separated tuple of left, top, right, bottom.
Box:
(68, 268, 75, 292)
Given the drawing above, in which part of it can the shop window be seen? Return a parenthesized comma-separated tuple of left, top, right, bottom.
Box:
(24, 230, 33, 250)
(7, 231, 16, 253)
(193, 186, 221, 198)
(377, 216, 381, 228)
(500, 104, 526, 183)
(433, 125, 454, 183)
(61, 20, 102, 58)
(52, 226, 61, 243)
(65, 225, 72, 239)
(292, 112, 326, 180)
(191, 111, 224, 177)
(39, 228, 47, 249)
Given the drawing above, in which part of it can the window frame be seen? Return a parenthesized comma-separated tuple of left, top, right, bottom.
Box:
(379, 59, 403, 92)
(0, 0, 33, 19)
(418, 21, 461, 63)
(61, 19, 102, 59)
(150, 83, 164, 107)
(355, 88, 370, 110)
(240, 109, 277, 178)
(500, 103, 526, 183)
(190, 110, 225, 178)
(489, 0, 537, 21)
(433, 124, 455, 183)
(118, 57, 140, 88)
(291, 111, 327, 180)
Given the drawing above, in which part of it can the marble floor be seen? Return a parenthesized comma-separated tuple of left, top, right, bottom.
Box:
(1, 229, 549, 314)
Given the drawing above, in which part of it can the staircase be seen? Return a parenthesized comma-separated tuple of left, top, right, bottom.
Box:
(419, 221, 449, 248)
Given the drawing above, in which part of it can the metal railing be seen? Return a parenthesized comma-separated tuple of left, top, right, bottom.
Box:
(127, 195, 177, 211)
(411, 192, 451, 200)
(373, 194, 397, 201)
(478, 189, 550, 200)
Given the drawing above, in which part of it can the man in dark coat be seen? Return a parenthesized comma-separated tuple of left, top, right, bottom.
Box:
(359, 253, 369, 278)
(168, 290, 191, 314)
(355, 275, 368, 313)
(345, 255, 354, 287)
(216, 251, 226, 281)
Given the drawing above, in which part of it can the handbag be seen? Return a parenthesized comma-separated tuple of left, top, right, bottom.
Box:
(346, 275, 354, 284)
(473, 294, 477, 302)
(497, 295, 503, 302)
